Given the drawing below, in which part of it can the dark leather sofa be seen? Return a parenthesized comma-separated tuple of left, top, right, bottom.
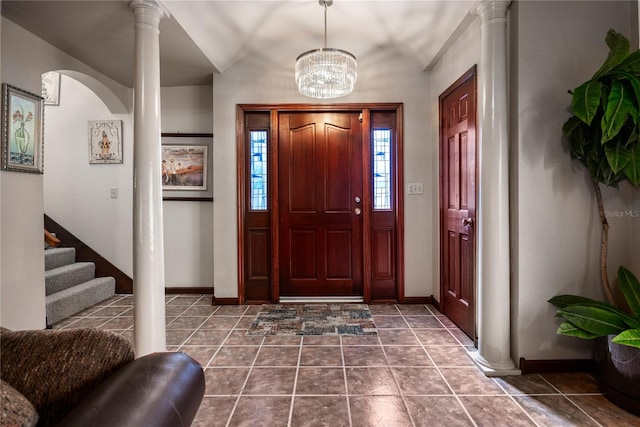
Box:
(0, 327, 205, 427)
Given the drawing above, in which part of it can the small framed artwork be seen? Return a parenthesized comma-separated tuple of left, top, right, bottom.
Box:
(1, 83, 44, 174)
(161, 133, 213, 201)
(89, 120, 123, 164)
(41, 72, 61, 106)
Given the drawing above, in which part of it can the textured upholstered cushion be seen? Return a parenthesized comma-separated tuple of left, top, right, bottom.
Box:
(0, 328, 134, 427)
(1, 379, 38, 427)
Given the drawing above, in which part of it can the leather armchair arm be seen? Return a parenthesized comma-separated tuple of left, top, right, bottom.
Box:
(59, 352, 205, 427)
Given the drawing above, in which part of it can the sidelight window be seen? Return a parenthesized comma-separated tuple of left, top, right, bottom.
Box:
(250, 130, 268, 210)
(372, 129, 391, 210)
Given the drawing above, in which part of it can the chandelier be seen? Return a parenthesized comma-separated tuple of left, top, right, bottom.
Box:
(295, 0, 357, 99)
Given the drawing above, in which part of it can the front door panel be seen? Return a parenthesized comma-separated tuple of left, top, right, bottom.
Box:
(279, 112, 363, 297)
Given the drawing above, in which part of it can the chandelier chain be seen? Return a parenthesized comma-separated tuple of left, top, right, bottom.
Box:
(323, 1, 328, 49)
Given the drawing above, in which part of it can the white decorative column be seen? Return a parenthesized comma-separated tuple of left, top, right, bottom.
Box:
(129, 0, 168, 357)
(474, 0, 520, 376)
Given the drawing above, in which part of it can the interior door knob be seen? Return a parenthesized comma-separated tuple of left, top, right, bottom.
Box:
(462, 218, 473, 227)
(354, 207, 362, 216)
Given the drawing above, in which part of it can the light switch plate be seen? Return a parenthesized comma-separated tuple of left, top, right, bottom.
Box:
(110, 187, 118, 198)
(407, 182, 424, 195)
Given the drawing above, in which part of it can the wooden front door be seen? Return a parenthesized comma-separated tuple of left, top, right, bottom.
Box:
(439, 67, 477, 340)
(278, 112, 363, 297)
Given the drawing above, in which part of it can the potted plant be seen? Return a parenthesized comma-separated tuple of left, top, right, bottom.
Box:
(549, 29, 640, 414)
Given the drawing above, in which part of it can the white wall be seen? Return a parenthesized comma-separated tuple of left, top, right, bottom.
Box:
(160, 86, 214, 288)
(1, 16, 135, 329)
(45, 79, 214, 288)
(212, 46, 432, 298)
(428, 15, 482, 302)
(511, 0, 639, 361)
(0, 19, 55, 329)
(44, 75, 134, 275)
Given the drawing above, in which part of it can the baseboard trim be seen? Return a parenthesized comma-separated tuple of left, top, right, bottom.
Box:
(519, 357, 595, 374)
(212, 297, 240, 305)
(165, 287, 214, 295)
(398, 296, 436, 305)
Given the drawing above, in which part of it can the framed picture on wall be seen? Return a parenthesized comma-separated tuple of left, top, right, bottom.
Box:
(88, 120, 123, 164)
(42, 71, 61, 106)
(161, 133, 213, 201)
(1, 83, 44, 174)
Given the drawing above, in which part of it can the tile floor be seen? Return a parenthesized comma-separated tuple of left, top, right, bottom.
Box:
(53, 295, 640, 427)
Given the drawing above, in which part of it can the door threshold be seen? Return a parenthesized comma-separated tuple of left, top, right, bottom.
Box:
(279, 296, 364, 304)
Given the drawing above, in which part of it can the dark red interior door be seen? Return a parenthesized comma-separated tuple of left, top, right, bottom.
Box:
(440, 68, 477, 340)
(279, 112, 363, 297)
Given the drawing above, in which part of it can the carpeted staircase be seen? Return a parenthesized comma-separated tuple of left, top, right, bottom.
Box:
(45, 247, 115, 326)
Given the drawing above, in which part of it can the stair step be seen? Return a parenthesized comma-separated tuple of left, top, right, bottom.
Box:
(45, 262, 95, 295)
(46, 277, 116, 326)
(44, 247, 76, 271)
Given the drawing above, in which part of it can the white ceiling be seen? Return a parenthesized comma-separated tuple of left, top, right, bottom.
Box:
(1, 0, 477, 87)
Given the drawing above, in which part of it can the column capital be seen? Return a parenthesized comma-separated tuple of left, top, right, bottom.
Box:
(129, 0, 170, 23)
(476, 0, 511, 22)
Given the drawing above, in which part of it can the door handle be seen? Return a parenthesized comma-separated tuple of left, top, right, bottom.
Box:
(354, 208, 362, 216)
(462, 218, 474, 227)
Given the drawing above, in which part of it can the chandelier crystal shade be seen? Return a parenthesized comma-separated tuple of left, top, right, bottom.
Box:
(295, 0, 357, 99)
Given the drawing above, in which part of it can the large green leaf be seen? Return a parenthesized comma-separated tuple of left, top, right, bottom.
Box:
(612, 329, 640, 348)
(623, 126, 639, 149)
(618, 49, 640, 74)
(565, 120, 586, 159)
(589, 154, 622, 186)
(601, 80, 635, 143)
(550, 296, 640, 329)
(614, 72, 640, 124)
(568, 120, 601, 161)
(586, 154, 607, 184)
(549, 295, 601, 309)
(604, 142, 631, 173)
(557, 321, 601, 339)
(593, 29, 631, 79)
(562, 116, 584, 138)
(557, 305, 627, 335)
(623, 145, 640, 185)
(571, 80, 602, 125)
(618, 266, 640, 316)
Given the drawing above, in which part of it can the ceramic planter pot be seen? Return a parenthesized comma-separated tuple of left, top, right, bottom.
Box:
(595, 335, 640, 415)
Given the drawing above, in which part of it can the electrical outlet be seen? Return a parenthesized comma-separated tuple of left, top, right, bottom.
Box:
(110, 187, 118, 199)
(407, 182, 423, 195)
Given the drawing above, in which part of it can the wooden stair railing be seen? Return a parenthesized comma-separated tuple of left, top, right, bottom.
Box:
(44, 229, 61, 248)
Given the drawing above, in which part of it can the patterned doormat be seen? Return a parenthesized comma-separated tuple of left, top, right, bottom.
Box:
(246, 304, 377, 336)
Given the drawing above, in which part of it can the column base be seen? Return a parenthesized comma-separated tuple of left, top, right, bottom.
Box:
(470, 350, 522, 377)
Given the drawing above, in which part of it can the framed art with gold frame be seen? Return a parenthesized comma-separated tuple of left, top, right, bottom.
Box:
(1, 83, 44, 174)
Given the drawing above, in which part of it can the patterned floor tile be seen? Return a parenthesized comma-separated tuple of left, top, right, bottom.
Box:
(55, 297, 640, 427)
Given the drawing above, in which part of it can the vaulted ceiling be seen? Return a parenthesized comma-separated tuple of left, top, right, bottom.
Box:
(1, 0, 476, 87)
